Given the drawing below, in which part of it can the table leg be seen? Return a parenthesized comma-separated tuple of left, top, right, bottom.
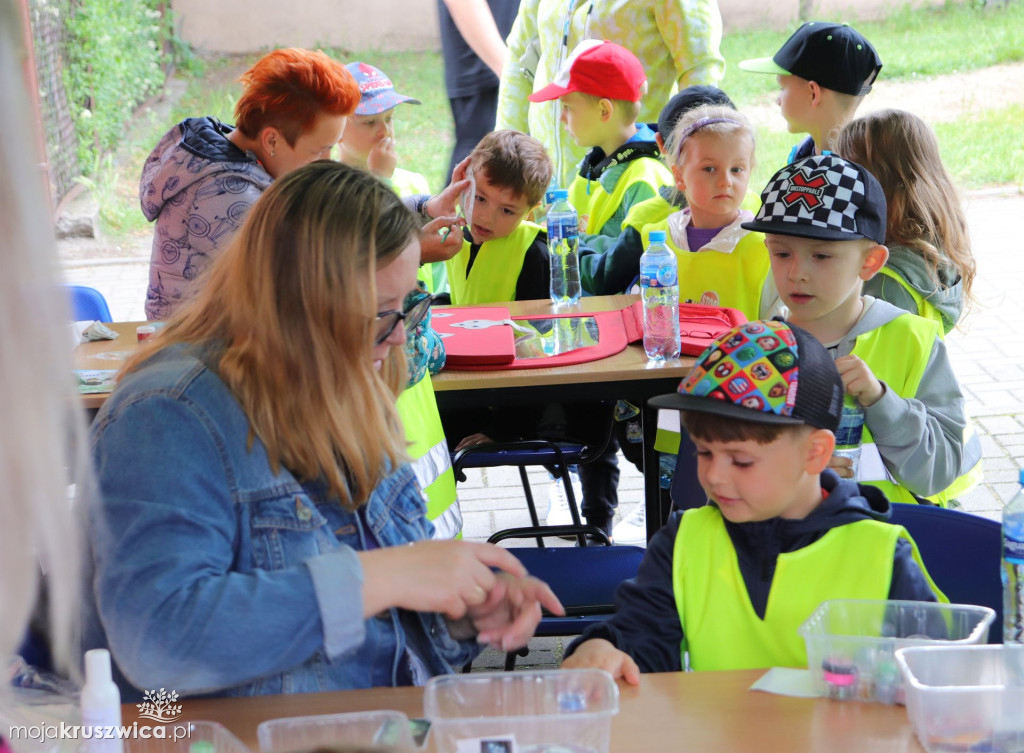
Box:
(641, 399, 663, 542)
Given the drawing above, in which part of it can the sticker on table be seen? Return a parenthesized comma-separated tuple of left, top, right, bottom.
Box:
(75, 369, 118, 394)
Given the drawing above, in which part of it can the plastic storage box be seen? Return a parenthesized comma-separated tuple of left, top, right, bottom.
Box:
(798, 599, 995, 704)
(256, 710, 414, 751)
(424, 669, 619, 753)
(896, 644, 1024, 753)
(126, 720, 252, 753)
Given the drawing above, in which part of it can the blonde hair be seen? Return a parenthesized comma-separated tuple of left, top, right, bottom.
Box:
(668, 104, 756, 166)
(0, 0, 83, 673)
(835, 109, 975, 303)
(126, 162, 417, 508)
(469, 129, 553, 206)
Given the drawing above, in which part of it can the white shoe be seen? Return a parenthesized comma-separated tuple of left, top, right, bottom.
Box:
(612, 504, 647, 546)
(546, 470, 582, 526)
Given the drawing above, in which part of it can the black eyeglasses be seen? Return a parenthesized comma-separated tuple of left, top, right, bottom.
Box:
(374, 294, 433, 346)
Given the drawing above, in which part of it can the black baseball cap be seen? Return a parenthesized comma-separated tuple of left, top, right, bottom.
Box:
(655, 85, 736, 137)
(739, 22, 882, 96)
(649, 319, 843, 433)
(741, 154, 887, 244)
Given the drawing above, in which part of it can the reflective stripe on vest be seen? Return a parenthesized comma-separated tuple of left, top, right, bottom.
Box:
(396, 375, 460, 538)
(641, 218, 769, 321)
(852, 313, 982, 506)
(876, 267, 945, 332)
(672, 507, 941, 671)
(568, 157, 672, 236)
(445, 222, 543, 305)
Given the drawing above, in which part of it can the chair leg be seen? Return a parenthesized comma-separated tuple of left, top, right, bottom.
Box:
(519, 466, 545, 548)
(558, 464, 587, 546)
(504, 645, 528, 671)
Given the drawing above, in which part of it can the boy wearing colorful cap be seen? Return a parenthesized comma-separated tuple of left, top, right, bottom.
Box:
(529, 40, 673, 254)
(561, 319, 941, 680)
(739, 22, 882, 163)
(341, 62, 430, 198)
(744, 154, 983, 506)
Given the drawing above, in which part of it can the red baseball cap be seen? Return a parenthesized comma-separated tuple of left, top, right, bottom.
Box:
(529, 40, 647, 103)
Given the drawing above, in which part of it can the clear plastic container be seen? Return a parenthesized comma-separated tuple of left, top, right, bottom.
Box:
(798, 599, 995, 704)
(896, 644, 1024, 753)
(256, 710, 413, 752)
(125, 720, 251, 753)
(424, 669, 619, 753)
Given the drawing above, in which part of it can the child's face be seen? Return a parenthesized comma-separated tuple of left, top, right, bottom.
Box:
(558, 92, 608, 147)
(694, 431, 827, 522)
(766, 234, 884, 329)
(466, 169, 534, 243)
(776, 75, 814, 135)
(341, 108, 396, 162)
(672, 131, 753, 229)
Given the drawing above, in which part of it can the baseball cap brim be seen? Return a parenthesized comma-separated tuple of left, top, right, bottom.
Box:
(648, 391, 806, 424)
(740, 218, 873, 242)
(738, 57, 791, 76)
(528, 82, 571, 103)
(354, 92, 421, 115)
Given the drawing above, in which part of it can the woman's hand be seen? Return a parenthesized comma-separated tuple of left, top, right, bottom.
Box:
(454, 432, 493, 452)
(419, 215, 465, 263)
(359, 540, 528, 620)
(467, 573, 564, 651)
(561, 638, 640, 686)
(424, 156, 472, 219)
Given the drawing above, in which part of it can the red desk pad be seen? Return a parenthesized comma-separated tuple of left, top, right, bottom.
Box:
(435, 302, 746, 371)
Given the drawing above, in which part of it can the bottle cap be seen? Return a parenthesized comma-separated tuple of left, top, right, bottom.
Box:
(552, 188, 568, 200)
(649, 230, 667, 242)
(85, 648, 113, 683)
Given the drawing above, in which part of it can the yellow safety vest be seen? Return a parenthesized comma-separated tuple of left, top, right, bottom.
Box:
(395, 375, 461, 539)
(672, 506, 942, 671)
(876, 267, 945, 332)
(568, 157, 672, 237)
(852, 313, 982, 506)
(417, 263, 449, 296)
(623, 189, 763, 233)
(641, 218, 770, 322)
(445, 222, 543, 305)
(388, 167, 431, 198)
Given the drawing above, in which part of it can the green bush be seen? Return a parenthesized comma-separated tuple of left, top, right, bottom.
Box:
(63, 0, 167, 174)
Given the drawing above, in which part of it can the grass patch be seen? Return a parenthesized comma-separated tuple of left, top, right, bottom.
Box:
(936, 102, 1024, 189)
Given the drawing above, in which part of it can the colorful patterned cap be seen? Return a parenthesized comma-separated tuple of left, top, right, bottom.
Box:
(649, 319, 843, 432)
(345, 62, 421, 115)
(741, 154, 887, 244)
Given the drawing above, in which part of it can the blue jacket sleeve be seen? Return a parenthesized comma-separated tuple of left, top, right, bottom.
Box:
(888, 538, 940, 602)
(579, 226, 645, 296)
(90, 394, 365, 694)
(565, 513, 684, 673)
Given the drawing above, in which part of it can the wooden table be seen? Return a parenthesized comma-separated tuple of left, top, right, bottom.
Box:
(121, 670, 924, 752)
(74, 298, 695, 536)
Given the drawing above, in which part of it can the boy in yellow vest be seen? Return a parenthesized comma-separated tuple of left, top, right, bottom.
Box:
(528, 40, 672, 251)
(561, 319, 940, 680)
(738, 21, 881, 163)
(745, 155, 982, 506)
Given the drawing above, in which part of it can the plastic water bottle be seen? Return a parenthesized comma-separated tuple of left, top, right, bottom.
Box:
(639, 230, 680, 360)
(547, 189, 581, 307)
(81, 648, 124, 753)
(833, 396, 866, 479)
(1004, 469, 1024, 685)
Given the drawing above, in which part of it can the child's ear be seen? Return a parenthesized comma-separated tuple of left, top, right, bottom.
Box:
(655, 132, 666, 154)
(804, 428, 836, 474)
(671, 163, 686, 193)
(526, 202, 542, 222)
(600, 98, 615, 123)
(807, 80, 823, 108)
(859, 243, 889, 281)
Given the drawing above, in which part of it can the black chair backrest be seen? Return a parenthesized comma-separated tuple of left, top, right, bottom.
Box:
(889, 502, 1004, 643)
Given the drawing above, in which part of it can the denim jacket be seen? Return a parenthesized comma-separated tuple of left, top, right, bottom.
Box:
(82, 344, 478, 699)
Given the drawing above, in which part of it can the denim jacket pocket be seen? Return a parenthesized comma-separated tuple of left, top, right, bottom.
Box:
(249, 493, 336, 571)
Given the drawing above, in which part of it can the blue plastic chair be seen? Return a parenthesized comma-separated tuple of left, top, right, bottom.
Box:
(67, 284, 112, 322)
(889, 503, 1004, 643)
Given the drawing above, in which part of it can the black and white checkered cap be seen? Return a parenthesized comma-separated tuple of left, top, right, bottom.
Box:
(742, 155, 886, 243)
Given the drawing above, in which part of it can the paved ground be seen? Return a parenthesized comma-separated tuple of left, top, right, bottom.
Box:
(61, 191, 1024, 669)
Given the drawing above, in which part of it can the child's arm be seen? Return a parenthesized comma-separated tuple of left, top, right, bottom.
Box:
(579, 226, 645, 295)
(835, 338, 975, 497)
(561, 638, 641, 685)
(654, 0, 726, 89)
(578, 182, 660, 252)
(888, 539, 940, 602)
(562, 514, 686, 674)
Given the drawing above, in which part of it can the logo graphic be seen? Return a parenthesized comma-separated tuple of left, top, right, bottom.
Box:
(137, 689, 182, 723)
(782, 171, 829, 210)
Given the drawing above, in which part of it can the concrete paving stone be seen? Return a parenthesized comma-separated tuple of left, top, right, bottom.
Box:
(978, 415, 1024, 434)
(965, 378, 1024, 393)
(993, 483, 1021, 504)
(980, 456, 1020, 472)
(984, 467, 1024, 485)
(460, 512, 496, 541)
(980, 435, 1007, 459)
(456, 487, 532, 508)
(956, 484, 999, 514)
(998, 433, 1024, 449)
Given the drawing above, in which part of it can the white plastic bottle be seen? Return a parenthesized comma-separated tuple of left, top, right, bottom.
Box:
(81, 648, 124, 753)
(546, 189, 581, 307)
(1003, 468, 1024, 685)
(639, 230, 680, 360)
(833, 395, 866, 479)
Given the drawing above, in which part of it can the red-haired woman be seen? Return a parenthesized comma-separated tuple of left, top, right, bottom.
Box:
(140, 48, 360, 320)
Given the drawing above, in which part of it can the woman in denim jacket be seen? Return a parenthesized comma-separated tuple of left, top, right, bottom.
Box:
(84, 162, 562, 698)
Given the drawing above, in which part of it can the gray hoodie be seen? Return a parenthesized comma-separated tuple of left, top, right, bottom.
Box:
(140, 117, 272, 320)
(862, 244, 965, 334)
(833, 297, 981, 498)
